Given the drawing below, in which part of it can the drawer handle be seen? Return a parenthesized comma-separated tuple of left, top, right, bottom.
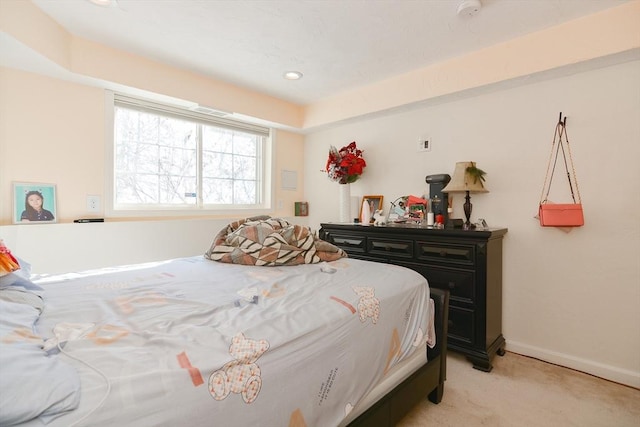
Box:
(448, 320, 454, 329)
(389, 244, 406, 250)
(439, 250, 448, 257)
(373, 243, 407, 252)
(337, 238, 361, 246)
(447, 281, 456, 290)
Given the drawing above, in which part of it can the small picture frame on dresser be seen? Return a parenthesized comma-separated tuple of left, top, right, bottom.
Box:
(360, 195, 383, 223)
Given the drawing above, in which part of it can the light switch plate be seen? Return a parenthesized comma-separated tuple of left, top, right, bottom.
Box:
(417, 138, 431, 152)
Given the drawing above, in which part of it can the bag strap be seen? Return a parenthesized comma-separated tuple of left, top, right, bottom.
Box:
(561, 122, 582, 203)
(539, 118, 563, 204)
(539, 113, 582, 205)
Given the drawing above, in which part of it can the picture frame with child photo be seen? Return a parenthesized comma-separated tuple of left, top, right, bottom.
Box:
(12, 182, 57, 224)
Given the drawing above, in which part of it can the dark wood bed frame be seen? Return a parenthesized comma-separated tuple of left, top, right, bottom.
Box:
(349, 288, 449, 426)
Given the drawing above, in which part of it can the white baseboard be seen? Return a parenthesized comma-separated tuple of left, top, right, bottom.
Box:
(506, 340, 640, 389)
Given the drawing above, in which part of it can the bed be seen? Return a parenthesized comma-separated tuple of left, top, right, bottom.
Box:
(0, 218, 448, 427)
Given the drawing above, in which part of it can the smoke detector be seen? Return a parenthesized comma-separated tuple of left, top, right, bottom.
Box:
(457, 0, 482, 16)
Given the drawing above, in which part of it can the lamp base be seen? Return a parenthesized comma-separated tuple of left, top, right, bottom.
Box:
(463, 191, 475, 229)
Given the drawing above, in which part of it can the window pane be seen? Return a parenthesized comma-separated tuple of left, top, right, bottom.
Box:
(122, 143, 158, 174)
(116, 173, 159, 204)
(203, 151, 233, 179)
(203, 178, 233, 204)
(159, 147, 196, 176)
(115, 107, 198, 206)
(234, 155, 256, 180)
(159, 175, 197, 205)
(113, 99, 267, 211)
(138, 112, 159, 144)
(202, 128, 259, 204)
(234, 180, 256, 204)
(159, 119, 195, 148)
(233, 134, 257, 156)
(203, 127, 232, 153)
(115, 109, 140, 141)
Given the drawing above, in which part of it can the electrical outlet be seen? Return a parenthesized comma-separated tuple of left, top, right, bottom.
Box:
(417, 138, 431, 152)
(87, 195, 100, 212)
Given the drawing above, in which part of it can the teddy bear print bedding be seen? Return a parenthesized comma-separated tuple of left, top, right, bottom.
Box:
(3, 255, 431, 427)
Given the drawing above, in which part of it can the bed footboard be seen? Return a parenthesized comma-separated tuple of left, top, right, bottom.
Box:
(349, 288, 449, 426)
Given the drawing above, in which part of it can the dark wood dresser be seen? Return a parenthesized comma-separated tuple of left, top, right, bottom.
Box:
(319, 222, 508, 372)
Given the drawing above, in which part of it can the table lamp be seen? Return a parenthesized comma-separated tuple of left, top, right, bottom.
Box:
(442, 161, 488, 229)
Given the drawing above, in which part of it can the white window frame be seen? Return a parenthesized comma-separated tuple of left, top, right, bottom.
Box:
(105, 91, 273, 218)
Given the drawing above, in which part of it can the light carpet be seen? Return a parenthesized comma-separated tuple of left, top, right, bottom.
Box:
(397, 351, 640, 427)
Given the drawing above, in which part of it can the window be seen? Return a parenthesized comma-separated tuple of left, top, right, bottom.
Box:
(109, 94, 272, 215)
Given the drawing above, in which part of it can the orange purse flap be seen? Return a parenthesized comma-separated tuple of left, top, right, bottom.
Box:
(539, 203, 584, 227)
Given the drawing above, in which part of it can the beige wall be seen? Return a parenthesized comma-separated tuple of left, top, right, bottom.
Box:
(305, 59, 640, 388)
(0, 67, 105, 221)
(0, 68, 305, 224)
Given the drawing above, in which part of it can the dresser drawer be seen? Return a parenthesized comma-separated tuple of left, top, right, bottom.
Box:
(328, 233, 367, 254)
(368, 238, 413, 259)
(424, 267, 475, 304)
(416, 241, 475, 266)
(448, 306, 474, 346)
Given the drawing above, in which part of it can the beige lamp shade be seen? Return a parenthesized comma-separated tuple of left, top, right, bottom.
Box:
(442, 161, 489, 194)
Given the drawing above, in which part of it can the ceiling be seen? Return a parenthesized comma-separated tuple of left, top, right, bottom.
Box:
(18, 0, 632, 105)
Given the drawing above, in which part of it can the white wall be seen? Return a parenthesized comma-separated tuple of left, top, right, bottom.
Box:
(1, 219, 224, 273)
(0, 216, 308, 274)
(304, 60, 640, 388)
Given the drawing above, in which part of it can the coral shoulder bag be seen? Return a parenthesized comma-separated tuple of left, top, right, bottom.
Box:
(538, 113, 584, 227)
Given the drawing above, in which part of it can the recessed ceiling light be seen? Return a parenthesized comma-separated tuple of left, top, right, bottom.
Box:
(88, 0, 119, 7)
(283, 71, 303, 80)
